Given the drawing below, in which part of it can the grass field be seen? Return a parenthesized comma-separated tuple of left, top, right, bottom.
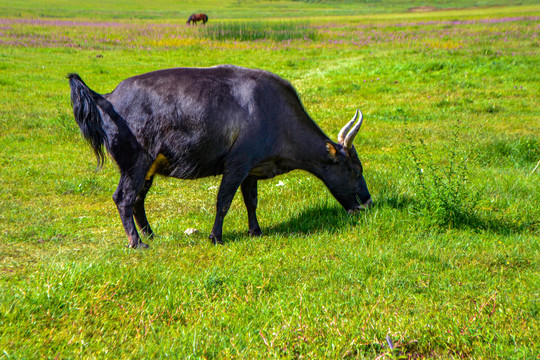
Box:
(0, 0, 539, 358)
(3, 0, 540, 20)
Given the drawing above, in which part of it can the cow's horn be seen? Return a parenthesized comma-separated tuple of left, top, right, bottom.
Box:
(337, 109, 359, 145)
(343, 109, 363, 149)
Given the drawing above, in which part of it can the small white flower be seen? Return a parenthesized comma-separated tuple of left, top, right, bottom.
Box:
(184, 228, 199, 236)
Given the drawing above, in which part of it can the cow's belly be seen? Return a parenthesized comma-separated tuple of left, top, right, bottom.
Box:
(145, 152, 226, 180)
(249, 161, 289, 179)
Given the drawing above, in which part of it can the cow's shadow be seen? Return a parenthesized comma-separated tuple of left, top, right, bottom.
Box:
(217, 205, 350, 244)
(221, 192, 414, 242)
(265, 205, 356, 236)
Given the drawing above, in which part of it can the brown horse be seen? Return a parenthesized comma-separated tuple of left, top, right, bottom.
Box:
(187, 13, 208, 26)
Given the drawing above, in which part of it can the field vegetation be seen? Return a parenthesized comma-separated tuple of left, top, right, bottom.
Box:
(2, 0, 540, 20)
(0, 0, 539, 358)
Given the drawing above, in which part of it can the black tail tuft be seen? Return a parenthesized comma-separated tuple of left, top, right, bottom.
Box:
(68, 73, 107, 169)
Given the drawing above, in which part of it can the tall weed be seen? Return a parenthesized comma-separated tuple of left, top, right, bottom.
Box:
(400, 122, 480, 228)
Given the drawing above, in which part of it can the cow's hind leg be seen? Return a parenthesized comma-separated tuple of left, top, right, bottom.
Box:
(113, 172, 149, 249)
(133, 176, 155, 239)
(241, 176, 262, 237)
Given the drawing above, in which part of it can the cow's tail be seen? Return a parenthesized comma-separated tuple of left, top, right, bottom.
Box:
(67, 73, 107, 169)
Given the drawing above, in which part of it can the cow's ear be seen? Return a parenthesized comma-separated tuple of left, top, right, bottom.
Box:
(326, 142, 339, 163)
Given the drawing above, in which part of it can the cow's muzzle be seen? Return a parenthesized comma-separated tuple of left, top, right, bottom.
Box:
(347, 198, 373, 214)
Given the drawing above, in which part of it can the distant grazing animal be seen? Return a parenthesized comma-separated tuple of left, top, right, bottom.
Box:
(68, 65, 372, 248)
(187, 13, 208, 25)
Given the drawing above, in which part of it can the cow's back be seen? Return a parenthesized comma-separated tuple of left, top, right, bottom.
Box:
(100, 65, 301, 179)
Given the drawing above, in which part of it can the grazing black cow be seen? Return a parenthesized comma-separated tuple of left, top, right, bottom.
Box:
(187, 13, 208, 26)
(68, 65, 372, 248)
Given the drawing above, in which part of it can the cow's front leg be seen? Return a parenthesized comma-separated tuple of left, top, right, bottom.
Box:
(210, 170, 248, 244)
(241, 176, 262, 237)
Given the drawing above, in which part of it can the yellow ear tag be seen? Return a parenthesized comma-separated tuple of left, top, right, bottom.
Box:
(326, 142, 338, 162)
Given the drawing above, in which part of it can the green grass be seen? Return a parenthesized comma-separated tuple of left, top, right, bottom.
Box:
(1, 0, 539, 19)
(0, 1, 539, 358)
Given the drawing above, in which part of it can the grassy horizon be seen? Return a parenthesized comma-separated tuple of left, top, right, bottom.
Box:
(0, 2, 539, 359)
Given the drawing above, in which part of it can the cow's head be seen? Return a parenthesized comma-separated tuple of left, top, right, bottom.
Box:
(323, 109, 372, 212)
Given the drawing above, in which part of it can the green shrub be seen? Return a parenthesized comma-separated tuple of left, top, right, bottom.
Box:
(401, 123, 480, 227)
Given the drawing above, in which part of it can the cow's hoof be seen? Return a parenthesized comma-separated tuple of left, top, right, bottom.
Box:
(209, 234, 223, 245)
(248, 228, 262, 237)
(128, 242, 149, 249)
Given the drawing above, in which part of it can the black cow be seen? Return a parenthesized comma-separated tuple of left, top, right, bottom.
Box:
(68, 65, 372, 248)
